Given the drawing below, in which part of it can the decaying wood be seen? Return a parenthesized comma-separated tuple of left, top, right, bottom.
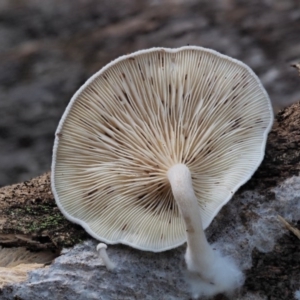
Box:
(240, 101, 300, 193)
(0, 173, 88, 250)
(0, 263, 45, 288)
(0, 246, 56, 288)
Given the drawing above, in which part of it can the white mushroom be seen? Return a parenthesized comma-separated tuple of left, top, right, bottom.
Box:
(168, 164, 244, 297)
(51, 46, 273, 297)
(96, 243, 115, 271)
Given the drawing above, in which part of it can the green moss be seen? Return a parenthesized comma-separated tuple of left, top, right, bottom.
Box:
(27, 213, 65, 233)
(3, 202, 88, 249)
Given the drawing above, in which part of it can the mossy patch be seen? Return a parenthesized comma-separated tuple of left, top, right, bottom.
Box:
(0, 173, 88, 250)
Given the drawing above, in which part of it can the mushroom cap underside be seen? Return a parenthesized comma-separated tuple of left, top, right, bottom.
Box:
(51, 46, 273, 252)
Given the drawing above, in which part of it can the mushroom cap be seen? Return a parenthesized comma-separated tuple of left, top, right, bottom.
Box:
(51, 46, 273, 252)
(96, 243, 108, 251)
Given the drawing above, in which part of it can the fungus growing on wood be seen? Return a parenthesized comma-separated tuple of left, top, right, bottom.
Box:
(52, 46, 273, 297)
(96, 243, 115, 271)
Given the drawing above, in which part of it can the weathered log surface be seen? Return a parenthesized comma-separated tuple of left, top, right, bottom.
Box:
(0, 173, 88, 250)
(243, 102, 300, 192)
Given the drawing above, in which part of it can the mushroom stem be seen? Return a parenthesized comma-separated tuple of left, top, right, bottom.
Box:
(167, 164, 244, 298)
(96, 243, 115, 271)
(167, 164, 214, 280)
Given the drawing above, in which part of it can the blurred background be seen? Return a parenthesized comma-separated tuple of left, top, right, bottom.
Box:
(0, 0, 299, 187)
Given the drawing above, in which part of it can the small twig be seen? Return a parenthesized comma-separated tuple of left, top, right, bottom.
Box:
(277, 215, 300, 239)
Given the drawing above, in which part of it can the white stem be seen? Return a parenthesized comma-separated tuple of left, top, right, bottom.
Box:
(96, 243, 115, 271)
(167, 164, 215, 282)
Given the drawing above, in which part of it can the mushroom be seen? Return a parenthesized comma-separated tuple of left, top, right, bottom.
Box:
(52, 46, 273, 297)
(168, 164, 245, 297)
(96, 243, 115, 271)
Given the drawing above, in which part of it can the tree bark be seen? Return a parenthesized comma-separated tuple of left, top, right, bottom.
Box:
(0, 173, 88, 251)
